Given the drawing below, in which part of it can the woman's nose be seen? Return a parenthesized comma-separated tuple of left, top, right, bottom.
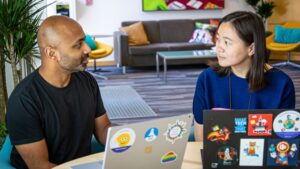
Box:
(216, 41, 224, 53)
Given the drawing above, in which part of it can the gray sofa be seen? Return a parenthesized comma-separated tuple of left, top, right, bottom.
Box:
(113, 19, 217, 71)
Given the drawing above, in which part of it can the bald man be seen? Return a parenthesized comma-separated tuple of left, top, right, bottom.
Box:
(6, 16, 111, 169)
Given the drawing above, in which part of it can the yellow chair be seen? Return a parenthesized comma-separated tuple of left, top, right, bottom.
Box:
(266, 22, 300, 68)
(89, 40, 113, 72)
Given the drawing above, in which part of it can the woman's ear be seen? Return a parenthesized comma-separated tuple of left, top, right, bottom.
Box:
(248, 43, 255, 56)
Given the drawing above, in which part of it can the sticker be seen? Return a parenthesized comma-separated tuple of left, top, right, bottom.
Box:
(217, 146, 238, 166)
(239, 139, 264, 166)
(109, 128, 136, 153)
(144, 146, 152, 154)
(207, 125, 230, 143)
(248, 114, 273, 136)
(267, 139, 299, 166)
(273, 110, 300, 139)
(164, 120, 187, 144)
(161, 151, 177, 164)
(144, 127, 159, 142)
(234, 117, 247, 133)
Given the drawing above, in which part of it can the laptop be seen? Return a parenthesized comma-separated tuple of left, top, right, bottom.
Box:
(97, 113, 193, 169)
(203, 109, 300, 169)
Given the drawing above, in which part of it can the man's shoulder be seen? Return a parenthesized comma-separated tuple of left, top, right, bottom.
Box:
(9, 70, 39, 99)
(72, 71, 95, 81)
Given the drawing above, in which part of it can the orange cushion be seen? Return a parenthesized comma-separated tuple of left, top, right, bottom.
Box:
(120, 22, 150, 46)
(210, 19, 219, 27)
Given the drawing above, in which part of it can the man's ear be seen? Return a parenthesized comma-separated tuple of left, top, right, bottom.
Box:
(44, 46, 57, 60)
(248, 43, 255, 56)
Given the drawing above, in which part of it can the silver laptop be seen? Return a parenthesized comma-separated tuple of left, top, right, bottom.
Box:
(100, 113, 193, 169)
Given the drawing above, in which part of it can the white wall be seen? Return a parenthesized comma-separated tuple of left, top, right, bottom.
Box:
(76, 0, 253, 35)
(74, 0, 253, 61)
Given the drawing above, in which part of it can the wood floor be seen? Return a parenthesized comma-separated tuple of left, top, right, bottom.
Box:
(92, 66, 300, 124)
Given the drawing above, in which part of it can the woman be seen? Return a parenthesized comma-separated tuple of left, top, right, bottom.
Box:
(193, 11, 295, 141)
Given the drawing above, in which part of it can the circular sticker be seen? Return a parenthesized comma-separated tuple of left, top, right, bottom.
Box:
(276, 141, 290, 153)
(110, 128, 136, 153)
(273, 110, 300, 139)
(164, 120, 187, 144)
(144, 128, 159, 142)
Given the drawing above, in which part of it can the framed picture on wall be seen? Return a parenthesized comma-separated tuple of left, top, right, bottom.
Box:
(143, 0, 224, 11)
(56, 3, 70, 17)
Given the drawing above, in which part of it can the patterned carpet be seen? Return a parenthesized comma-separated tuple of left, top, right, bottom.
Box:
(91, 65, 300, 124)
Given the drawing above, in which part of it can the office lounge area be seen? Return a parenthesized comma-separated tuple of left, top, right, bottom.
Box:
(1, 0, 300, 169)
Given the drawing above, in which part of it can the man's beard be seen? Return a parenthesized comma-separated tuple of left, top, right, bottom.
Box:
(59, 54, 89, 72)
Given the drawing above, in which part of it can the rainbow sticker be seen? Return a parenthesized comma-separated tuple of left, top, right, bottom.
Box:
(161, 151, 177, 164)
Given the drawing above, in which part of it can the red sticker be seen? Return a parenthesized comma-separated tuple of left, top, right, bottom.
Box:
(248, 114, 273, 136)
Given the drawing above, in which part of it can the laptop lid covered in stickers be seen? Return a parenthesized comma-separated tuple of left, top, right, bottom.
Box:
(102, 113, 193, 169)
(203, 109, 300, 169)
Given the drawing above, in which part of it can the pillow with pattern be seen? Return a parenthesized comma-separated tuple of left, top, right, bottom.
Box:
(189, 29, 213, 44)
(190, 21, 218, 44)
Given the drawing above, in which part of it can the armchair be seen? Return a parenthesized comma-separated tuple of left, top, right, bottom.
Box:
(266, 22, 300, 68)
(87, 40, 113, 80)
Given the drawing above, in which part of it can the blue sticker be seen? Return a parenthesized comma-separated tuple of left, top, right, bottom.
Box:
(234, 118, 247, 133)
(144, 128, 159, 142)
(267, 139, 299, 166)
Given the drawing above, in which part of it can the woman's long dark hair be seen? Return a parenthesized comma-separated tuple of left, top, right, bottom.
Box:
(213, 11, 268, 91)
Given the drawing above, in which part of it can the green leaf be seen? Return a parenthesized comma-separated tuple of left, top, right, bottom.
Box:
(0, 0, 51, 84)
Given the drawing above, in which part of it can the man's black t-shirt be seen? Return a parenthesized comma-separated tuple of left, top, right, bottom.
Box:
(6, 70, 106, 169)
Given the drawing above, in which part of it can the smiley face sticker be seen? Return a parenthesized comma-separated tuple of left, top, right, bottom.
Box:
(110, 128, 136, 153)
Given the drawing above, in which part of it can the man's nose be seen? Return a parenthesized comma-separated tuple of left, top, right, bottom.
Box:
(83, 42, 91, 54)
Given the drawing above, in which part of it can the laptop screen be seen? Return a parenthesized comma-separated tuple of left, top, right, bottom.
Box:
(203, 109, 300, 169)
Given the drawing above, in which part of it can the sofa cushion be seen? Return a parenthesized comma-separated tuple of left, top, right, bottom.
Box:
(122, 21, 161, 43)
(166, 42, 213, 51)
(275, 25, 300, 44)
(129, 43, 169, 56)
(159, 19, 195, 43)
(121, 22, 150, 46)
(85, 34, 97, 50)
(189, 29, 214, 44)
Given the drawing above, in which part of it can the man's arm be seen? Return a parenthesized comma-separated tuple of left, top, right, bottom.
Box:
(15, 139, 56, 169)
(194, 121, 203, 142)
(94, 113, 111, 144)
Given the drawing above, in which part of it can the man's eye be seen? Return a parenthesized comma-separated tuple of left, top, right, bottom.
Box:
(75, 44, 82, 49)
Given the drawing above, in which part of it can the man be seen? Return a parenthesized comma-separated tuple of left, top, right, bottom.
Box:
(6, 16, 111, 169)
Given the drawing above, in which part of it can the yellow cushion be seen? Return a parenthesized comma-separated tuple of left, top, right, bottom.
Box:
(120, 22, 150, 46)
(90, 48, 106, 55)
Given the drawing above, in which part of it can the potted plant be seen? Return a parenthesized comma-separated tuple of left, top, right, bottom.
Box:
(246, 0, 275, 36)
(0, 0, 50, 148)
